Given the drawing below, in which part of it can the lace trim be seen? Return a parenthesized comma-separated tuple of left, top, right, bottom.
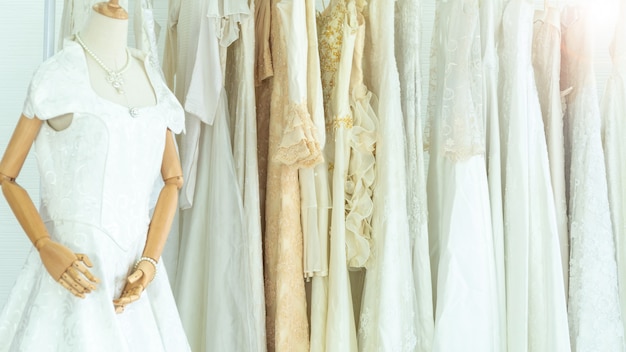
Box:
(274, 100, 323, 168)
(326, 115, 354, 131)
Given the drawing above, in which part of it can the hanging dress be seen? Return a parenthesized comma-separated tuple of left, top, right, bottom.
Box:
(307, 0, 332, 348)
(602, 3, 626, 342)
(0, 40, 190, 352)
(532, 6, 569, 294)
(262, 0, 322, 350)
(358, 0, 418, 349)
(164, 1, 263, 350)
(394, 0, 434, 349)
(480, 0, 506, 349)
(426, 1, 500, 350)
(317, 1, 359, 350)
(225, 0, 268, 350)
(561, 5, 626, 351)
(498, 1, 571, 350)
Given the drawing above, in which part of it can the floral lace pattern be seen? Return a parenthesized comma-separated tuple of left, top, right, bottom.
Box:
(394, 0, 434, 350)
(561, 5, 626, 351)
(602, 3, 626, 342)
(424, 0, 485, 161)
(262, 0, 311, 350)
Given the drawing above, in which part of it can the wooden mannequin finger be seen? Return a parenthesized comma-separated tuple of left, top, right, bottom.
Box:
(127, 269, 143, 284)
(58, 279, 85, 298)
(72, 260, 100, 283)
(67, 266, 96, 291)
(113, 296, 135, 305)
(113, 286, 142, 305)
(61, 272, 86, 294)
(75, 253, 93, 267)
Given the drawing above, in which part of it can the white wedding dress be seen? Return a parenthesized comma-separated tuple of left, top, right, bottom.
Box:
(561, 5, 625, 351)
(498, 1, 570, 350)
(0, 40, 190, 351)
(602, 3, 626, 342)
(358, 0, 418, 350)
(532, 6, 569, 294)
(426, 1, 500, 351)
(394, 0, 434, 350)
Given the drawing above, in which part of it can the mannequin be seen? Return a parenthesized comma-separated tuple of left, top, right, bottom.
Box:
(0, 0, 183, 318)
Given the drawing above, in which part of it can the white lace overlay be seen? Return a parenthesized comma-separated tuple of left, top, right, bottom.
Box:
(602, 3, 626, 343)
(561, 5, 626, 352)
(394, 0, 434, 348)
(425, 0, 485, 161)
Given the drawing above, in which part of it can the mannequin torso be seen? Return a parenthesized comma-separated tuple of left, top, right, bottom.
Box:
(49, 9, 156, 131)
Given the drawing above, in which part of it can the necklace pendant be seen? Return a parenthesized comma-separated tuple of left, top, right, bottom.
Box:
(106, 72, 126, 94)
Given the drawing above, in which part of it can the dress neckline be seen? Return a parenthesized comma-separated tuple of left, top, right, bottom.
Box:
(68, 38, 161, 113)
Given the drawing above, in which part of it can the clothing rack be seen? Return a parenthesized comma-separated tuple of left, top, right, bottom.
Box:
(44, 0, 55, 60)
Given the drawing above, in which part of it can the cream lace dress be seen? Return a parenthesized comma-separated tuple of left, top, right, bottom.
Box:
(262, 0, 322, 350)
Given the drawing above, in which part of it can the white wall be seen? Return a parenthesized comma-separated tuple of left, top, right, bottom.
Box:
(0, 1, 62, 307)
(0, 0, 620, 307)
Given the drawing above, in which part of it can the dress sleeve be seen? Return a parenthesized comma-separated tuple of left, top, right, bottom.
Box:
(158, 79, 186, 134)
(22, 49, 90, 121)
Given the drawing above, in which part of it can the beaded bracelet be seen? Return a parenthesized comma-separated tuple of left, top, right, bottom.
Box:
(134, 256, 158, 282)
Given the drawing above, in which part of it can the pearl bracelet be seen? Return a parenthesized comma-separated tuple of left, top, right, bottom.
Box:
(134, 256, 158, 281)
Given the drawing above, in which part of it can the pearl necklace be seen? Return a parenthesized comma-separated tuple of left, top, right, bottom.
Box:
(75, 33, 131, 95)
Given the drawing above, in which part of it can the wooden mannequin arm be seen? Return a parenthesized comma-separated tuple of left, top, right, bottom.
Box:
(113, 129, 182, 312)
(1, 115, 99, 297)
(0, 115, 48, 248)
(142, 129, 183, 262)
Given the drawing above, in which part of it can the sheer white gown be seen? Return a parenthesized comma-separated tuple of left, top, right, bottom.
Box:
(394, 0, 434, 350)
(164, 1, 264, 351)
(498, 1, 570, 350)
(426, 1, 500, 351)
(532, 6, 569, 295)
(480, 1, 506, 349)
(358, 0, 418, 350)
(602, 3, 626, 342)
(561, 5, 625, 351)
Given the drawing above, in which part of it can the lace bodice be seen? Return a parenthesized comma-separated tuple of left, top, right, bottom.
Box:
(23, 41, 184, 251)
(425, 0, 484, 161)
(318, 0, 349, 125)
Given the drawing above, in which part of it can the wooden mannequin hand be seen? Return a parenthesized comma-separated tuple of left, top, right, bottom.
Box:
(37, 237, 99, 298)
(113, 259, 155, 313)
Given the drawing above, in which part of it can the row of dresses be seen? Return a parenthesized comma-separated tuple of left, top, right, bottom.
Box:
(424, 0, 626, 351)
(42, 0, 626, 351)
